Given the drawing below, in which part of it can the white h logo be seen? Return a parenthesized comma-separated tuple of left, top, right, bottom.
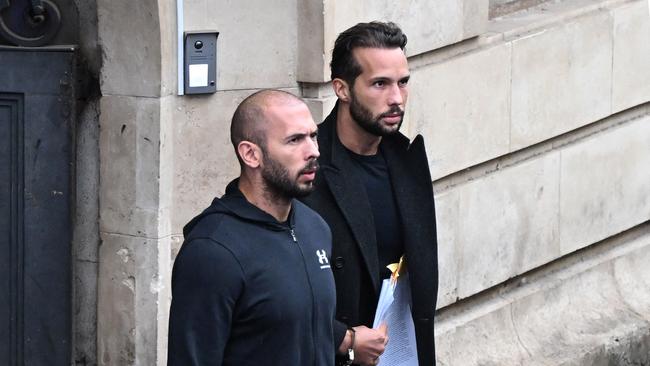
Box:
(316, 250, 330, 269)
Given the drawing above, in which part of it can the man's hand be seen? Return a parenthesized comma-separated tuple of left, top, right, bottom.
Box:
(351, 324, 388, 366)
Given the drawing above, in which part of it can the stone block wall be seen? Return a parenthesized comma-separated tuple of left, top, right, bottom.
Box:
(297, 0, 488, 82)
(96, 0, 175, 365)
(91, 0, 650, 364)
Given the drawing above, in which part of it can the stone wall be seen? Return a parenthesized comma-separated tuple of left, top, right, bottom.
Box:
(91, 0, 650, 364)
(96, 0, 175, 364)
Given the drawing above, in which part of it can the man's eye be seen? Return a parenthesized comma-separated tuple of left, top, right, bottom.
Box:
(373, 81, 385, 87)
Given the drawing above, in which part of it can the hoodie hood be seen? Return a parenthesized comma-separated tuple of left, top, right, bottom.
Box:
(183, 178, 294, 237)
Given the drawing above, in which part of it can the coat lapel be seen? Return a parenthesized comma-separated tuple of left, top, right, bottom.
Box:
(382, 135, 434, 273)
(383, 135, 438, 319)
(321, 114, 380, 293)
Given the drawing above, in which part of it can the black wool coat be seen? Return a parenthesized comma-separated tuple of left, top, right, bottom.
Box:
(301, 106, 439, 365)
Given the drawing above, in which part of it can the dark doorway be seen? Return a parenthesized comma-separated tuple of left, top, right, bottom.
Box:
(1, 47, 75, 366)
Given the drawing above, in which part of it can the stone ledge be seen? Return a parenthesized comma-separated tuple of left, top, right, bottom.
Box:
(485, 0, 629, 42)
(489, 0, 551, 19)
(407, 0, 630, 73)
(432, 103, 650, 193)
(435, 224, 650, 365)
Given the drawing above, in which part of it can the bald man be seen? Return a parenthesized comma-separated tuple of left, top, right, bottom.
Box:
(168, 90, 336, 366)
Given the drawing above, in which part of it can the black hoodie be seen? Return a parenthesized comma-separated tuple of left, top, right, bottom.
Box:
(168, 179, 336, 366)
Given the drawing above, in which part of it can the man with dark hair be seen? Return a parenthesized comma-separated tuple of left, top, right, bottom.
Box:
(168, 90, 336, 366)
(302, 22, 439, 366)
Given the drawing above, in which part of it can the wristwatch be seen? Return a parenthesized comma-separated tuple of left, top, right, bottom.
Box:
(344, 327, 356, 365)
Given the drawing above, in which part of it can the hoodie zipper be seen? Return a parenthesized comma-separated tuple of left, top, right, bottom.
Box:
(288, 226, 317, 365)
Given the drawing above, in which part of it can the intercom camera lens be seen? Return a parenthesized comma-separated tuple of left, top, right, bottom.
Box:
(194, 41, 203, 49)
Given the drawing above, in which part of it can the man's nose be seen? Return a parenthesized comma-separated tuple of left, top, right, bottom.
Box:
(306, 136, 320, 159)
(387, 84, 404, 106)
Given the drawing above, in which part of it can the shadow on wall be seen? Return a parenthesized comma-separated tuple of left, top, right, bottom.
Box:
(578, 330, 650, 366)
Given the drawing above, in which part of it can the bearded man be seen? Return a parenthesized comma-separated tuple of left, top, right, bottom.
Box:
(168, 89, 336, 366)
(301, 22, 439, 366)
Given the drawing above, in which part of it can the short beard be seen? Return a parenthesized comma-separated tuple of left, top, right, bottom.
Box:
(349, 88, 404, 137)
(260, 151, 318, 202)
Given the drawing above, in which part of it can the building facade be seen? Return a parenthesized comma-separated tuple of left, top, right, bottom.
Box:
(2, 0, 650, 365)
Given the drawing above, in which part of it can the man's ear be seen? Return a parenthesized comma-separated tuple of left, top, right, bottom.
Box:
(332, 78, 351, 102)
(237, 141, 262, 169)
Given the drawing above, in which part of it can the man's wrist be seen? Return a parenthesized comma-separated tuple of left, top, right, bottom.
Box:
(344, 327, 356, 365)
(338, 328, 352, 355)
